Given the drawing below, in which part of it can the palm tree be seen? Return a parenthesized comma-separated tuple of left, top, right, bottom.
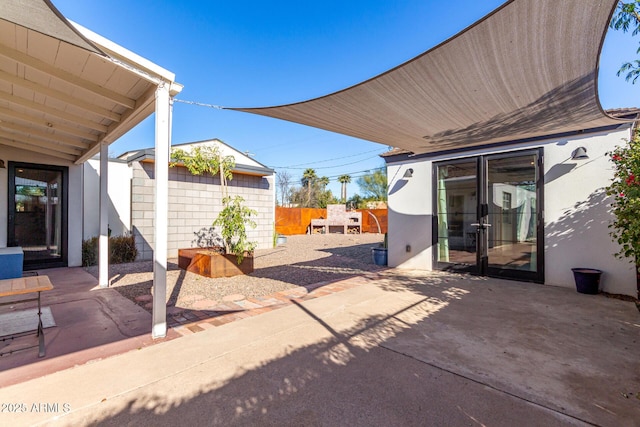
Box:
(338, 174, 351, 202)
(301, 168, 317, 206)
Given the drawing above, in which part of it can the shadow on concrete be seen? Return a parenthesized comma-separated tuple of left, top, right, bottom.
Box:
(251, 242, 383, 287)
(69, 270, 639, 426)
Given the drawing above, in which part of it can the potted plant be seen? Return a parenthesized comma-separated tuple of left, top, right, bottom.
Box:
(605, 129, 640, 300)
(372, 233, 388, 266)
(172, 145, 258, 277)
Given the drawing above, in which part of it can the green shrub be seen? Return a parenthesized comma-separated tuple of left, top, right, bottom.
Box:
(109, 235, 138, 264)
(82, 237, 99, 267)
(82, 234, 138, 266)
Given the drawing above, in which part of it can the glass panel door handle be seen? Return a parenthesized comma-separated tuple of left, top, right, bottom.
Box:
(470, 223, 492, 228)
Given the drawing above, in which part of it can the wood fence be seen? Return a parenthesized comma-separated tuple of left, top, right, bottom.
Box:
(275, 207, 387, 235)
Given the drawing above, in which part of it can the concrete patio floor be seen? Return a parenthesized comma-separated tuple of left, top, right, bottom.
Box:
(0, 269, 638, 426)
(0, 267, 179, 387)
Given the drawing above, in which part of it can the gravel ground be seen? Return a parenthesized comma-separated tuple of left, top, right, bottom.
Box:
(85, 234, 385, 312)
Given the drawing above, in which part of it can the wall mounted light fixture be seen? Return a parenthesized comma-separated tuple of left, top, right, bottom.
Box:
(403, 168, 414, 178)
(571, 146, 588, 160)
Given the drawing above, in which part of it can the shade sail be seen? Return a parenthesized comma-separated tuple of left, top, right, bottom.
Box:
(231, 0, 633, 155)
(2, 0, 101, 53)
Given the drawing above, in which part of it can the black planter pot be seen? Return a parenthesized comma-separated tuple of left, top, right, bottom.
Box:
(571, 268, 602, 294)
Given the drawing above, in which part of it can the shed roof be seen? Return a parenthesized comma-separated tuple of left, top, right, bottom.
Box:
(121, 139, 275, 177)
(231, 0, 633, 155)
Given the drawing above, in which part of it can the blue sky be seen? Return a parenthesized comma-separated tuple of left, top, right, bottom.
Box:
(53, 0, 640, 199)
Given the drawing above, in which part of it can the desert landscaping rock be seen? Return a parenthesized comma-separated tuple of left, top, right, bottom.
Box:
(134, 294, 153, 303)
(191, 299, 219, 310)
(85, 234, 385, 312)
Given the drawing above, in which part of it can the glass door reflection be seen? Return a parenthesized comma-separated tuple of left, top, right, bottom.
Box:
(486, 154, 539, 276)
(9, 164, 67, 269)
(435, 160, 478, 273)
(435, 151, 542, 282)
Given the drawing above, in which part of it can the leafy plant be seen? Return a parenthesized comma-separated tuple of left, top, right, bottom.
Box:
(109, 235, 138, 264)
(272, 223, 278, 248)
(170, 144, 259, 265)
(170, 145, 235, 194)
(610, 0, 640, 83)
(82, 237, 99, 267)
(82, 234, 138, 266)
(213, 196, 258, 264)
(357, 167, 388, 201)
(605, 129, 640, 298)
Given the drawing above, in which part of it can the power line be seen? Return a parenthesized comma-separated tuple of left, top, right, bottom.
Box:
(323, 167, 386, 180)
(287, 166, 386, 181)
(293, 148, 387, 166)
(271, 154, 384, 170)
(252, 134, 330, 153)
(270, 149, 386, 168)
(174, 99, 224, 109)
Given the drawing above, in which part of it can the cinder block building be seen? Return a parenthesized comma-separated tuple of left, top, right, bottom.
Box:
(84, 139, 275, 260)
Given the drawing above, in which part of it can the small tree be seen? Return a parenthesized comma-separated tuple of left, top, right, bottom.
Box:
(347, 193, 364, 210)
(357, 168, 388, 201)
(610, 1, 640, 83)
(289, 178, 337, 208)
(605, 129, 640, 299)
(276, 170, 293, 206)
(170, 145, 235, 195)
(170, 144, 257, 263)
(213, 196, 257, 264)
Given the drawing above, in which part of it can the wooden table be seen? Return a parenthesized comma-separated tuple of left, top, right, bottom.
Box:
(0, 276, 54, 358)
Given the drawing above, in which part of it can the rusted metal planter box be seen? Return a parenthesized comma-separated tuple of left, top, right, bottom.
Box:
(178, 248, 254, 278)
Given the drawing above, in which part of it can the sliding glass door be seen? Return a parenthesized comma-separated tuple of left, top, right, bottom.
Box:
(434, 150, 543, 282)
(8, 163, 68, 270)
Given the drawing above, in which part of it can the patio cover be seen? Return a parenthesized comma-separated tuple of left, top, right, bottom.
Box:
(231, 0, 634, 155)
(0, 0, 182, 163)
(1, 0, 182, 338)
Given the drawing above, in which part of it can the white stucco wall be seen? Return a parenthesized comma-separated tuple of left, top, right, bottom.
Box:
(386, 124, 637, 296)
(387, 162, 433, 269)
(68, 165, 82, 267)
(83, 159, 132, 239)
(543, 127, 636, 295)
(0, 146, 83, 267)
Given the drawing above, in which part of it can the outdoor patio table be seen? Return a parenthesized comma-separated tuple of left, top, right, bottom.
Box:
(0, 276, 54, 358)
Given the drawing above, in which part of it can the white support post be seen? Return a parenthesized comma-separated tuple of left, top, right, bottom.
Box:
(98, 142, 109, 288)
(152, 83, 170, 339)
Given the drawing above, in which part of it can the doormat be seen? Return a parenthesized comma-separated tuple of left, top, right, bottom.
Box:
(0, 307, 56, 337)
